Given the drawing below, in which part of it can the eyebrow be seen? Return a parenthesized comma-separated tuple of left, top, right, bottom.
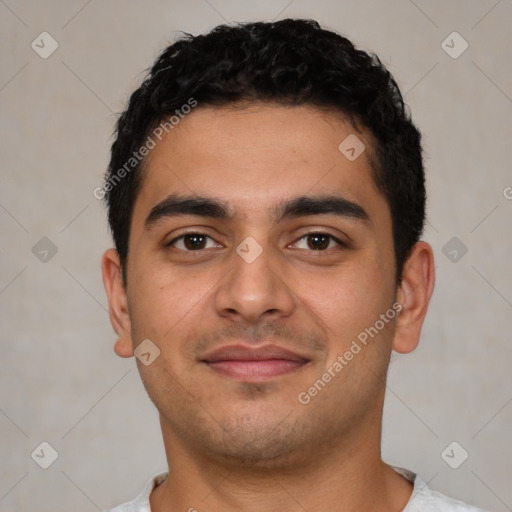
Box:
(144, 193, 370, 230)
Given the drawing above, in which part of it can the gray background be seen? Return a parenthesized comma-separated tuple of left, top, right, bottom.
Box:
(1, 1, 511, 510)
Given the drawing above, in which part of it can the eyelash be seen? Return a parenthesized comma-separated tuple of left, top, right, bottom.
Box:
(166, 232, 346, 252)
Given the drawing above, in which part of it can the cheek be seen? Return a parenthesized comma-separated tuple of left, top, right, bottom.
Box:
(128, 262, 221, 340)
(293, 256, 395, 351)
(297, 263, 379, 320)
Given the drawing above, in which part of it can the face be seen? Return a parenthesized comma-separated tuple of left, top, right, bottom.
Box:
(106, 104, 413, 468)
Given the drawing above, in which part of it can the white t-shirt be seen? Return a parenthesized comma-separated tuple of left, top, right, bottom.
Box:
(105, 467, 488, 512)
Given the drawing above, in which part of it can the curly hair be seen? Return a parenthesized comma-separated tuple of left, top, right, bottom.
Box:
(104, 18, 425, 285)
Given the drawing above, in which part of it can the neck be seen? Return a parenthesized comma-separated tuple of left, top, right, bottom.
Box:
(150, 407, 413, 512)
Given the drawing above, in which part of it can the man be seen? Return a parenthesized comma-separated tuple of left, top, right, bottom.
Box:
(101, 19, 485, 511)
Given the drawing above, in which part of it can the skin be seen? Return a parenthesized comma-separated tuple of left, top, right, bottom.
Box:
(102, 103, 435, 512)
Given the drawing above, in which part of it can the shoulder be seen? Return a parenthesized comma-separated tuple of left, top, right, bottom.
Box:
(395, 467, 489, 512)
(104, 472, 168, 512)
(408, 485, 488, 512)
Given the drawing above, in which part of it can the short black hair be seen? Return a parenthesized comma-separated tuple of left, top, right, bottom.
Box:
(103, 18, 425, 285)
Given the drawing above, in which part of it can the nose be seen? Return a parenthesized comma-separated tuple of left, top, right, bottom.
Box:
(214, 240, 296, 325)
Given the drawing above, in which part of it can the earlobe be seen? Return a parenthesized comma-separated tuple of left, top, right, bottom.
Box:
(101, 248, 134, 358)
(113, 337, 133, 358)
(392, 242, 435, 354)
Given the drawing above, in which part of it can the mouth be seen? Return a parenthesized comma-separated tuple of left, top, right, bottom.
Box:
(201, 344, 311, 381)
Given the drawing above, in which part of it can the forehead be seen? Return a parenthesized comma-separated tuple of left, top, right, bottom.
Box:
(132, 104, 387, 226)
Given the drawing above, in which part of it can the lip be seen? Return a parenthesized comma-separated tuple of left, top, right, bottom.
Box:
(201, 344, 310, 381)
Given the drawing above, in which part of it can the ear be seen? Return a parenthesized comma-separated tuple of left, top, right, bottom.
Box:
(101, 248, 134, 358)
(393, 241, 435, 354)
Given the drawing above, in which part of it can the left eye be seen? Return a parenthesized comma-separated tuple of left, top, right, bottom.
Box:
(168, 233, 220, 251)
(292, 233, 343, 251)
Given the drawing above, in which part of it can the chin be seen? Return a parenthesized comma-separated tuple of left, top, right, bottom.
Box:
(194, 408, 315, 470)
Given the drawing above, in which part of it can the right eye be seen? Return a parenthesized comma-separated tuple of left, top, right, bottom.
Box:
(167, 233, 222, 251)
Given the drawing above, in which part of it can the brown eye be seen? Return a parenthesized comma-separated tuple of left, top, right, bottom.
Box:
(183, 234, 207, 250)
(293, 233, 343, 251)
(307, 234, 330, 250)
(168, 233, 219, 251)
